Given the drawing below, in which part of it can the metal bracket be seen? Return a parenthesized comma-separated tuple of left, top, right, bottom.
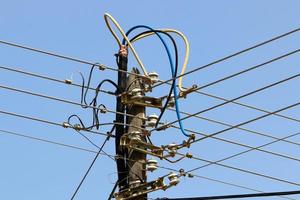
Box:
(121, 93, 163, 109)
(120, 134, 164, 158)
(178, 84, 198, 99)
(114, 173, 179, 200)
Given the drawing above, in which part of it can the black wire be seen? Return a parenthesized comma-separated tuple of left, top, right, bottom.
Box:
(70, 70, 120, 132)
(156, 190, 300, 200)
(128, 29, 179, 128)
(70, 125, 115, 200)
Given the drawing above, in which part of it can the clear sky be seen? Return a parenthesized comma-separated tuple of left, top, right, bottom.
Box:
(1, 0, 300, 199)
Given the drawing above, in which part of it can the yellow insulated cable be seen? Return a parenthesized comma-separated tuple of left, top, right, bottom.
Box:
(131, 29, 190, 92)
(103, 13, 148, 76)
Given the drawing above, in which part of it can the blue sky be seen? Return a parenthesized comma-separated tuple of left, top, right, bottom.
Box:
(1, 0, 300, 199)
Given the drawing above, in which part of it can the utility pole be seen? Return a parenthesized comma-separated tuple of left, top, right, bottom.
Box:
(126, 68, 147, 200)
(115, 45, 128, 190)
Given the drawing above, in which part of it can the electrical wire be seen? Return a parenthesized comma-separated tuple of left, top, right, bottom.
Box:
(0, 83, 300, 161)
(156, 190, 300, 200)
(125, 26, 191, 137)
(1, 28, 299, 89)
(179, 151, 300, 187)
(187, 131, 300, 173)
(128, 28, 190, 92)
(0, 128, 295, 200)
(70, 125, 115, 200)
(184, 100, 300, 155)
(103, 13, 148, 76)
(154, 71, 300, 132)
(2, 64, 300, 133)
(150, 28, 300, 90)
(168, 108, 300, 147)
(0, 84, 144, 121)
(0, 109, 112, 137)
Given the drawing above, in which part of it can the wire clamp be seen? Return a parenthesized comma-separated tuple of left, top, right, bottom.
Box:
(62, 122, 71, 128)
(179, 84, 198, 99)
(114, 173, 179, 200)
(120, 134, 164, 158)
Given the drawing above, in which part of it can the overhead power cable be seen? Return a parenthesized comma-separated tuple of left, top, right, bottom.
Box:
(169, 108, 300, 147)
(155, 71, 300, 132)
(0, 84, 145, 121)
(187, 131, 300, 173)
(0, 128, 295, 200)
(180, 151, 300, 187)
(3, 83, 300, 161)
(156, 190, 300, 200)
(0, 109, 113, 137)
(150, 28, 300, 90)
(189, 100, 300, 146)
(0, 65, 115, 95)
(0, 28, 299, 88)
(189, 48, 300, 92)
(70, 125, 114, 200)
(2, 64, 300, 138)
(2, 63, 300, 130)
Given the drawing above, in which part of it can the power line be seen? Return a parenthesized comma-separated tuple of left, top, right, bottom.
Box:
(156, 190, 300, 200)
(194, 49, 300, 91)
(0, 65, 115, 95)
(3, 83, 300, 168)
(0, 40, 147, 80)
(0, 84, 145, 121)
(150, 28, 300, 89)
(2, 64, 300, 147)
(3, 62, 300, 134)
(187, 131, 300, 173)
(70, 126, 114, 199)
(169, 108, 300, 147)
(0, 109, 112, 137)
(181, 152, 300, 187)
(190, 100, 300, 145)
(1, 27, 299, 91)
(0, 128, 295, 200)
(155, 72, 300, 131)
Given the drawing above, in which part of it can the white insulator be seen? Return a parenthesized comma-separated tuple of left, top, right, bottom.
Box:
(167, 143, 177, 157)
(131, 88, 143, 99)
(148, 72, 159, 84)
(168, 172, 180, 186)
(146, 159, 158, 172)
(147, 114, 158, 127)
(129, 131, 142, 140)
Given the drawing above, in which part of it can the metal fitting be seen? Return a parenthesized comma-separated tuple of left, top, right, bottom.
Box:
(167, 143, 178, 157)
(98, 64, 106, 71)
(73, 124, 82, 131)
(62, 122, 71, 128)
(64, 79, 72, 84)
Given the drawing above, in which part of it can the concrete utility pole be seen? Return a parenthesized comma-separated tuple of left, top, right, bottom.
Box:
(126, 68, 147, 200)
(115, 45, 128, 190)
